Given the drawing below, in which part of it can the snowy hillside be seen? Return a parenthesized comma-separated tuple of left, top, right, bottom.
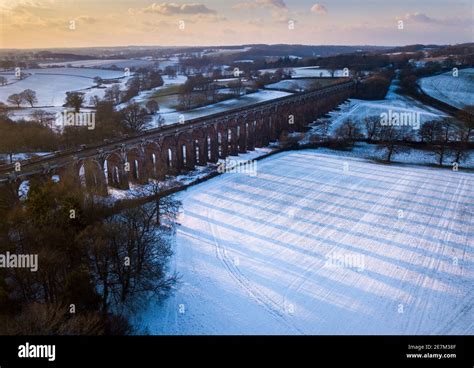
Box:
(137, 150, 474, 335)
(324, 79, 446, 137)
(419, 68, 474, 109)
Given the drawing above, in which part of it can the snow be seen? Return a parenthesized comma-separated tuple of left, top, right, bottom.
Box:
(18, 68, 125, 79)
(312, 142, 474, 169)
(204, 47, 252, 57)
(418, 68, 474, 109)
(0, 68, 128, 107)
(107, 147, 274, 203)
(159, 90, 292, 126)
(0, 152, 52, 163)
(38, 59, 156, 69)
(324, 79, 446, 137)
(259, 66, 348, 78)
(137, 150, 474, 334)
(265, 79, 322, 92)
(115, 75, 187, 111)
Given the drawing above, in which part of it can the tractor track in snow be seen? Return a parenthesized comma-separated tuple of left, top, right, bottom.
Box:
(205, 177, 305, 334)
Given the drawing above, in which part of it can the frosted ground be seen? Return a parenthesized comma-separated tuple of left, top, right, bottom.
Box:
(157, 90, 292, 126)
(325, 79, 447, 136)
(259, 66, 347, 78)
(138, 150, 474, 334)
(0, 68, 127, 107)
(419, 68, 474, 109)
(265, 78, 328, 92)
(314, 142, 474, 169)
(38, 59, 156, 69)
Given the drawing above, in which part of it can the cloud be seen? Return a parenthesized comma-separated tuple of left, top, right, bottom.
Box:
(233, 2, 258, 10)
(233, 0, 287, 10)
(403, 12, 436, 23)
(310, 4, 327, 15)
(399, 12, 471, 27)
(140, 2, 216, 15)
(258, 0, 287, 8)
(1, 0, 56, 16)
(75, 15, 98, 24)
(222, 28, 236, 35)
(247, 17, 264, 26)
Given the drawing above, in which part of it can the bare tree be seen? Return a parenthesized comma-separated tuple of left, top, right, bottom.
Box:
(145, 99, 160, 114)
(418, 120, 437, 143)
(31, 109, 55, 128)
(452, 106, 474, 164)
(178, 91, 194, 110)
(7, 93, 23, 108)
(65, 92, 85, 112)
(452, 125, 471, 164)
(334, 119, 362, 142)
(89, 95, 101, 108)
(430, 118, 455, 166)
(376, 126, 410, 162)
(104, 84, 121, 104)
(364, 116, 380, 141)
(79, 206, 177, 314)
(120, 103, 151, 133)
(20, 89, 38, 107)
(93, 76, 103, 86)
(229, 78, 244, 97)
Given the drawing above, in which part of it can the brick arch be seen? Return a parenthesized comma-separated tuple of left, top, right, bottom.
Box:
(105, 151, 129, 189)
(268, 110, 279, 141)
(244, 112, 256, 151)
(81, 158, 107, 195)
(226, 118, 239, 156)
(205, 125, 218, 163)
(192, 130, 207, 166)
(216, 122, 229, 159)
(278, 103, 292, 132)
(126, 147, 147, 184)
(143, 141, 165, 180)
(161, 136, 178, 174)
(236, 115, 247, 153)
(177, 131, 195, 170)
(252, 110, 265, 148)
(260, 110, 271, 146)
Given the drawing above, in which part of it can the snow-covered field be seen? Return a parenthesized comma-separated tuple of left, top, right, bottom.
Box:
(265, 78, 323, 92)
(38, 59, 156, 69)
(137, 150, 474, 335)
(259, 66, 347, 78)
(0, 68, 127, 107)
(312, 142, 474, 168)
(158, 90, 292, 126)
(419, 68, 474, 109)
(325, 80, 446, 136)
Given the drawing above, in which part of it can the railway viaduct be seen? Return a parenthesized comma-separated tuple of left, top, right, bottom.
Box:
(0, 80, 355, 197)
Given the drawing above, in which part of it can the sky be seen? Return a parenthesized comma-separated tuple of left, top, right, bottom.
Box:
(0, 0, 472, 49)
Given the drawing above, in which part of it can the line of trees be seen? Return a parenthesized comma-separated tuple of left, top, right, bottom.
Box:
(7, 89, 38, 107)
(106, 70, 164, 105)
(333, 107, 473, 165)
(0, 98, 156, 160)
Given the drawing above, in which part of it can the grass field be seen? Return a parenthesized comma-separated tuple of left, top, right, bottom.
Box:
(138, 150, 474, 335)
